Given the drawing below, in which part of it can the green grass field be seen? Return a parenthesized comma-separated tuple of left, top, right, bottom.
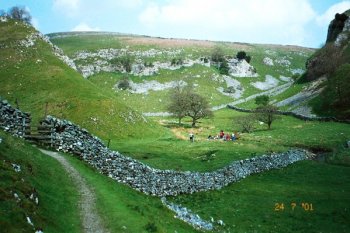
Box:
(170, 160, 350, 232)
(111, 108, 350, 172)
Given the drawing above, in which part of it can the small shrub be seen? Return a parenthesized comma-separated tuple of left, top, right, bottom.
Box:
(117, 78, 131, 90)
(236, 51, 246, 60)
(224, 86, 236, 94)
(235, 114, 256, 133)
(219, 61, 229, 75)
(145, 222, 158, 233)
(236, 51, 251, 63)
(171, 58, 183, 66)
(255, 95, 269, 106)
(211, 46, 225, 63)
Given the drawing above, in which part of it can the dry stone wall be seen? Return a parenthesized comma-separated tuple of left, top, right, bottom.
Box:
(0, 98, 314, 196)
(0, 99, 31, 137)
(227, 105, 350, 124)
(41, 116, 313, 196)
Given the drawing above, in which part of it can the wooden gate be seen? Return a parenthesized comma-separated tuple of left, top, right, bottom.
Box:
(24, 124, 55, 147)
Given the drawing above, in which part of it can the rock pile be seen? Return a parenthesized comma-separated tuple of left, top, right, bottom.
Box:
(263, 57, 274, 66)
(0, 99, 31, 137)
(161, 197, 214, 231)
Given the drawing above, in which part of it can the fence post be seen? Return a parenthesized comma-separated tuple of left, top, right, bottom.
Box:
(44, 102, 48, 118)
(50, 126, 54, 148)
(22, 117, 26, 137)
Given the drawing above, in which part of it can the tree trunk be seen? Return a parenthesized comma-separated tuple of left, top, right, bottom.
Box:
(268, 121, 271, 130)
(191, 119, 196, 127)
(178, 117, 182, 125)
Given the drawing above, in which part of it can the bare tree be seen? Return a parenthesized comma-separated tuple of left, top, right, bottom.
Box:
(256, 105, 279, 130)
(235, 114, 256, 133)
(167, 84, 212, 127)
(186, 92, 213, 127)
(167, 84, 189, 125)
(8, 6, 32, 24)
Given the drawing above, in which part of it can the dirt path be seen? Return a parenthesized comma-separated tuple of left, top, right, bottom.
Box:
(39, 149, 108, 233)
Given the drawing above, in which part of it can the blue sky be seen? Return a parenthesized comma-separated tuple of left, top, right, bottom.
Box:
(1, 0, 350, 48)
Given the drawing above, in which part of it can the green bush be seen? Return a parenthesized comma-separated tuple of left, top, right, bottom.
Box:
(117, 77, 131, 90)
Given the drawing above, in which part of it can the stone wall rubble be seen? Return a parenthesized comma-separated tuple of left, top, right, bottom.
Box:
(0, 99, 31, 137)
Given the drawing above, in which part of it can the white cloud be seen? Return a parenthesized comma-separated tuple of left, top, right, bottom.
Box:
(139, 0, 316, 45)
(71, 22, 100, 31)
(117, 0, 144, 8)
(316, 1, 350, 27)
(53, 0, 81, 16)
(31, 18, 40, 30)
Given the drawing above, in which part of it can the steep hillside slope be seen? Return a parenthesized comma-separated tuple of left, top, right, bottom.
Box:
(0, 18, 162, 140)
(305, 10, 350, 118)
(0, 131, 81, 232)
(49, 32, 314, 114)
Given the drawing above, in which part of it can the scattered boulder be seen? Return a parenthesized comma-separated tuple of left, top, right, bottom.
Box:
(227, 58, 258, 77)
(251, 75, 280, 90)
(263, 57, 274, 66)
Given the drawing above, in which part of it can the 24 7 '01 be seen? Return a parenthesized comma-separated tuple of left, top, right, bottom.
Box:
(275, 202, 314, 211)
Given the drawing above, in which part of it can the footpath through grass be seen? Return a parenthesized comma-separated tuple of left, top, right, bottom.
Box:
(0, 131, 81, 233)
(64, 153, 199, 233)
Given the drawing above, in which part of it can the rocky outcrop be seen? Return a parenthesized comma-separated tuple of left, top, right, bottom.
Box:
(251, 75, 280, 90)
(227, 58, 258, 77)
(327, 13, 349, 43)
(117, 80, 187, 94)
(263, 57, 274, 66)
(15, 32, 78, 71)
(335, 17, 350, 46)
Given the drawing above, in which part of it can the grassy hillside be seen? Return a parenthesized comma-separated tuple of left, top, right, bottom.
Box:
(0, 131, 81, 232)
(49, 32, 314, 113)
(306, 10, 350, 119)
(0, 19, 163, 140)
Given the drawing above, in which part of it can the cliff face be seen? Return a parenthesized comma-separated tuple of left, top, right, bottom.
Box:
(305, 11, 350, 82)
(306, 10, 350, 119)
(326, 13, 349, 43)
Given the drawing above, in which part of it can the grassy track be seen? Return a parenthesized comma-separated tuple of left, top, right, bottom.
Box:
(64, 153, 199, 233)
(0, 131, 81, 233)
